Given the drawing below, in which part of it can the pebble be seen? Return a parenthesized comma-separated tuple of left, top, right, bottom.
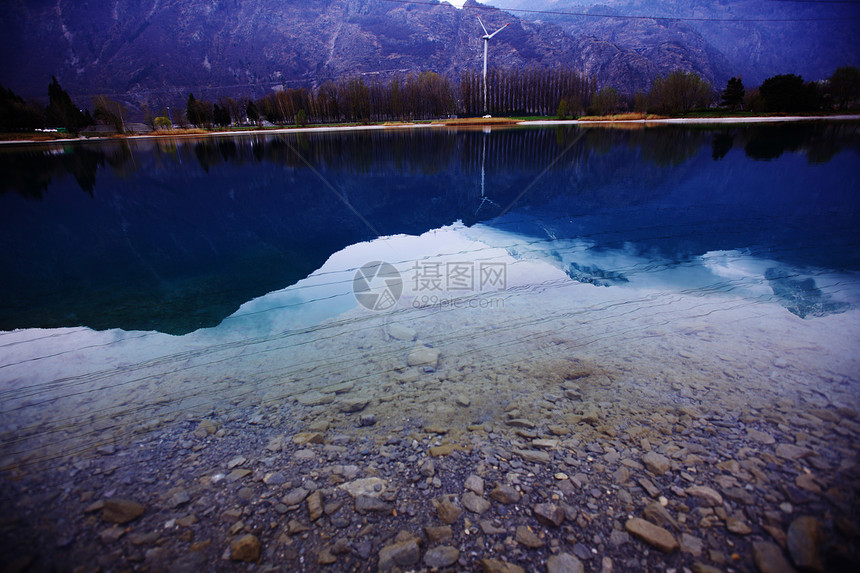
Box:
(489, 484, 521, 504)
(465, 474, 485, 495)
(436, 497, 463, 524)
(514, 448, 551, 464)
(339, 477, 387, 498)
(726, 516, 752, 535)
(686, 485, 723, 507)
(533, 502, 564, 527)
(297, 392, 335, 407)
(423, 545, 460, 568)
(786, 516, 823, 572)
(378, 537, 420, 571)
(282, 487, 309, 506)
(546, 552, 585, 573)
(680, 532, 704, 557)
(515, 525, 544, 548)
(99, 525, 125, 543)
(355, 494, 391, 513)
(641, 452, 671, 476)
(753, 541, 797, 573)
(388, 324, 416, 341)
(775, 443, 812, 460)
(307, 491, 324, 521)
(102, 498, 144, 524)
(747, 428, 776, 444)
(406, 345, 440, 369)
(642, 501, 678, 530)
(263, 471, 286, 485)
(480, 558, 526, 573)
(425, 525, 453, 543)
(463, 491, 492, 514)
(229, 534, 261, 562)
(480, 519, 507, 535)
(624, 517, 678, 553)
(339, 398, 369, 413)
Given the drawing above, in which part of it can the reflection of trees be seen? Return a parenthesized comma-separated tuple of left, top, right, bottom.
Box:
(3, 124, 855, 200)
(712, 131, 735, 160)
(741, 123, 859, 162)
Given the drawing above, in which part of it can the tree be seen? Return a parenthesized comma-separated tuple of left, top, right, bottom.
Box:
(589, 87, 620, 116)
(46, 76, 87, 132)
(92, 95, 127, 133)
(213, 103, 231, 127)
(720, 77, 745, 111)
(557, 98, 568, 120)
(246, 99, 260, 124)
(0, 83, 43, 130)
(154, 116, 172, 130)
(759, 74, 818, 113)
(648, 71, 712, 115)
(828, 66, 860, 110)
(186, 93, 199, 126)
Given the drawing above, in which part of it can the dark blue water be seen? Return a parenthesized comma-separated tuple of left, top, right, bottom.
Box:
(1, 122, 858, 334)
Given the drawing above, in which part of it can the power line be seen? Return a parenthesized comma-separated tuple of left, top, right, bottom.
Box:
(395, 0, 860, 21)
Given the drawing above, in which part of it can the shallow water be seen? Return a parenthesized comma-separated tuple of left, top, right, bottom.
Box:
(1, 122, 859, 467)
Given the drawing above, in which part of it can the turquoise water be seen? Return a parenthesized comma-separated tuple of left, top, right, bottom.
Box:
(1, 122, 860, 466)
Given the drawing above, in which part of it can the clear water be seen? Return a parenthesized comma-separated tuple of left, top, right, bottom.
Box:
(1, 122, 859, 465)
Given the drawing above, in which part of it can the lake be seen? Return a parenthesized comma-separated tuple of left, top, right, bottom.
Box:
(1, 122, 859, 464)
(2, 121, 860, 570)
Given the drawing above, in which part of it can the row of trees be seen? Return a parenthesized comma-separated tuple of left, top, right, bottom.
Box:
(176, 68, 597, 128)
(2, 67, 858, 133)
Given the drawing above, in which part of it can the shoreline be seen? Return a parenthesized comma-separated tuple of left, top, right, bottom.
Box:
(1, 114, 857, 145)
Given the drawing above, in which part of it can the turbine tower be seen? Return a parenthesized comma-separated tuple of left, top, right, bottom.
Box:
(478, 16, 509, 117)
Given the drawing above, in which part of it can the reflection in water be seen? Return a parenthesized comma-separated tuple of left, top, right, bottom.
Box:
(2, 123, 858, 199)
(0, 123, 858, 335)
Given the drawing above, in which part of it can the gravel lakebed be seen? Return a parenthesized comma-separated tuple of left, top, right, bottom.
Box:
(2, 345, 858, 573)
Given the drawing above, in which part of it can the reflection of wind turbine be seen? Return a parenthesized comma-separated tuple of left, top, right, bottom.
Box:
(475, 128, 499, 216)
(478, 16, 509, 117)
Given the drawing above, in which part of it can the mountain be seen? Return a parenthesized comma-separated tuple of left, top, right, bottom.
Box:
(484, 0, 859, 86)
(1, 0, 854, 112)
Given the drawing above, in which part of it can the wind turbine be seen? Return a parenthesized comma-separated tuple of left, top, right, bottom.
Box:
(478, 16, 509, 117)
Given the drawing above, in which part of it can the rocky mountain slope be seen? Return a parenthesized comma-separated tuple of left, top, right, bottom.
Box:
(2, 0, 853, 111)
(486, 0, 859, 86)
(1, 0, 733, 110)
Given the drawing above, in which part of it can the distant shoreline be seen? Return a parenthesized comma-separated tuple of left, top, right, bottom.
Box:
(2, 114, 858, 145)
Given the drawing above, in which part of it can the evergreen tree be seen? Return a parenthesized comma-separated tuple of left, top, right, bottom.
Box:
(46, 76, 86, 132)
(186, 93, 199, 126)
(720, 77, 745, 111)
(246, 99, 260, 124)
(0, 83, 43, 130)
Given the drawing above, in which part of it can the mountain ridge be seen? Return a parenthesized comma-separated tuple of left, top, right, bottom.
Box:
(0, 0, 855, 111)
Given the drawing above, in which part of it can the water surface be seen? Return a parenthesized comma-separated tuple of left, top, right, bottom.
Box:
(1, 122, 859, 465)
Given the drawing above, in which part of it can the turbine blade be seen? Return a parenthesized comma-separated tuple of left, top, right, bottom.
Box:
(477, 16, 489, 36)
(488, 23, 510, 39)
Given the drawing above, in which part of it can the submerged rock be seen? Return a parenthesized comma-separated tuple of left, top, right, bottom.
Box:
(102, 498, 144, 524)
(229, 534, 261, 562)
(786, 516, 823, 573)
(406, 345, 440, 368)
